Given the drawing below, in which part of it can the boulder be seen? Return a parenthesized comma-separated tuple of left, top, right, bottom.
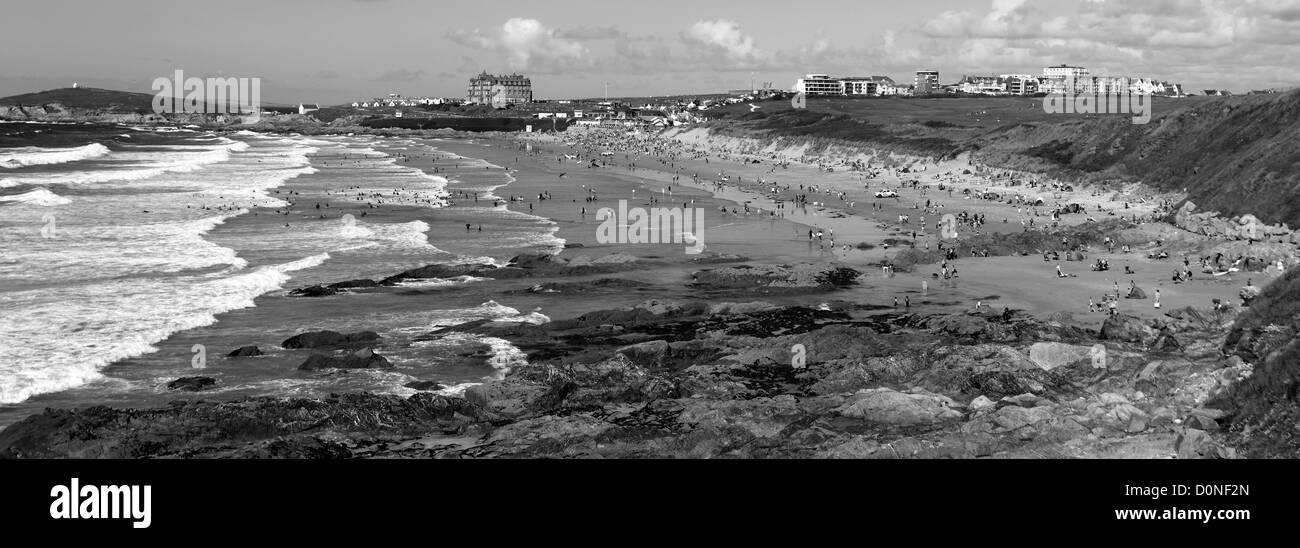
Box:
(404, 381, 446, 391)
(1239, 284, 1261, 306)
(990, 405, 1056, 431)
(1027, 342, 1094, 371)
(1150, 331, 1183, 352)
(615, 340, 670, 366)
(1176, 428, 1236, 459)
(707, 301, 780, 316)
(282, 330, 381, 350)
(1101, 403, 1150, 433)
(289, 285, 338, 298)
(508, 253, 561, 268)
(166, 377, 216, 392)
(923, 314, 1012, 341)
(1101, 314, 1158, 344)
(689, 253, 748, 264)
(590, 252, 640, 265)
(970, 395, 996, 411)
(690, 263, 861, 291)
(381, 263, 492, 285)
(635, 300, 684, 316)
(1002, 393, 1043, 406)
(227, 346, 263, 358)
(836, 388, 963, 426)
(464, 379, 558, 419)
(297, 348, 392, 371)
(329, 279, 379, 290)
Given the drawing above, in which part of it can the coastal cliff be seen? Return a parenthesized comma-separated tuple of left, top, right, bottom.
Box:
(688, 89, 1300, 227)
(0, 103, 168, 124)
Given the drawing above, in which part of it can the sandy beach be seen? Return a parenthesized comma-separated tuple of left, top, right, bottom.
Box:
(517, 127, 1283, 326)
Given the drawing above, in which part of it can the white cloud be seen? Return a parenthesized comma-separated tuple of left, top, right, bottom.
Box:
(448, 18, 589, 73)
(682, 20, 767, 64)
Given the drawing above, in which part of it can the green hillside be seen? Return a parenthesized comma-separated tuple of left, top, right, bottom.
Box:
(0, 87, 156, 113)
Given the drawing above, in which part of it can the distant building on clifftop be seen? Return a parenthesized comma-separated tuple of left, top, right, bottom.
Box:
(914, 70, 941, 95)
(467, 72, 533, 107)
(793, 74, 898, 96)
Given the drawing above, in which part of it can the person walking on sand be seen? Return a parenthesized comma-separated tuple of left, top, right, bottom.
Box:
(1153, 289, 1161, 309)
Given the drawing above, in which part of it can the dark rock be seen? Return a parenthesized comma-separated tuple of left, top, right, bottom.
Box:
(289, 285, 337, 298)
(1224, 324, 1295, 363)
(328, 279, 379, 290)
(298, 349, 392, 371)
(689, 253, 749, 264)
(1239, 284, 1261, 306)
(1150, 331, 1183, 352)
(615, 340, 670, 366)
(690, 263, 861, 292)
(227, 346, 263, 358)
(835, 388, 963, 426)
(1176, 428, 1236, 459)
(282, 330, 381, 350)
(0, 393, 486, 458)
(508, 252, 560, 268)
(922, 313, 1012, 341)
(1101, 314, 1158, 344)
(404, 381, 445, 391)
(511, 356, 679, 410)
(517, 278, 651, 294)
(464, 379, 563, 419)
(166, 377, 216, 392)
(380, 263, 494, 286)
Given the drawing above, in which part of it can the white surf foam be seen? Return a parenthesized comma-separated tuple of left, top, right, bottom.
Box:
(392, 275, 490, 289)
(0, 143, 111, 169)
(1, 143, 243, 187)
(0, 188, 71, 206)
(481, 337, 527, 380)
(0, 252, 330, 404)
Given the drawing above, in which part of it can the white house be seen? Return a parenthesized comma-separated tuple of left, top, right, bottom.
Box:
(958, 76, 1007, 95)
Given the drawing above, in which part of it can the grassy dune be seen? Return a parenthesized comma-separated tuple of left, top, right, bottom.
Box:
(705, 91, 1300, 226)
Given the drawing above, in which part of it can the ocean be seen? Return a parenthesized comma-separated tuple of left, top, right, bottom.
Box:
(0, 123, 567, 426)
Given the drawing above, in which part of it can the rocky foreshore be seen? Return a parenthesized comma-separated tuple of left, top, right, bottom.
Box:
(1, 261, 1269, 458)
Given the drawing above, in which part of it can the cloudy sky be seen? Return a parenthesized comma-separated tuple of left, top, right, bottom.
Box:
(1, 0, 1297, 104)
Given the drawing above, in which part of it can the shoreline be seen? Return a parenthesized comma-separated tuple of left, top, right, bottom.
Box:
(0, 126, 1291, 459)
